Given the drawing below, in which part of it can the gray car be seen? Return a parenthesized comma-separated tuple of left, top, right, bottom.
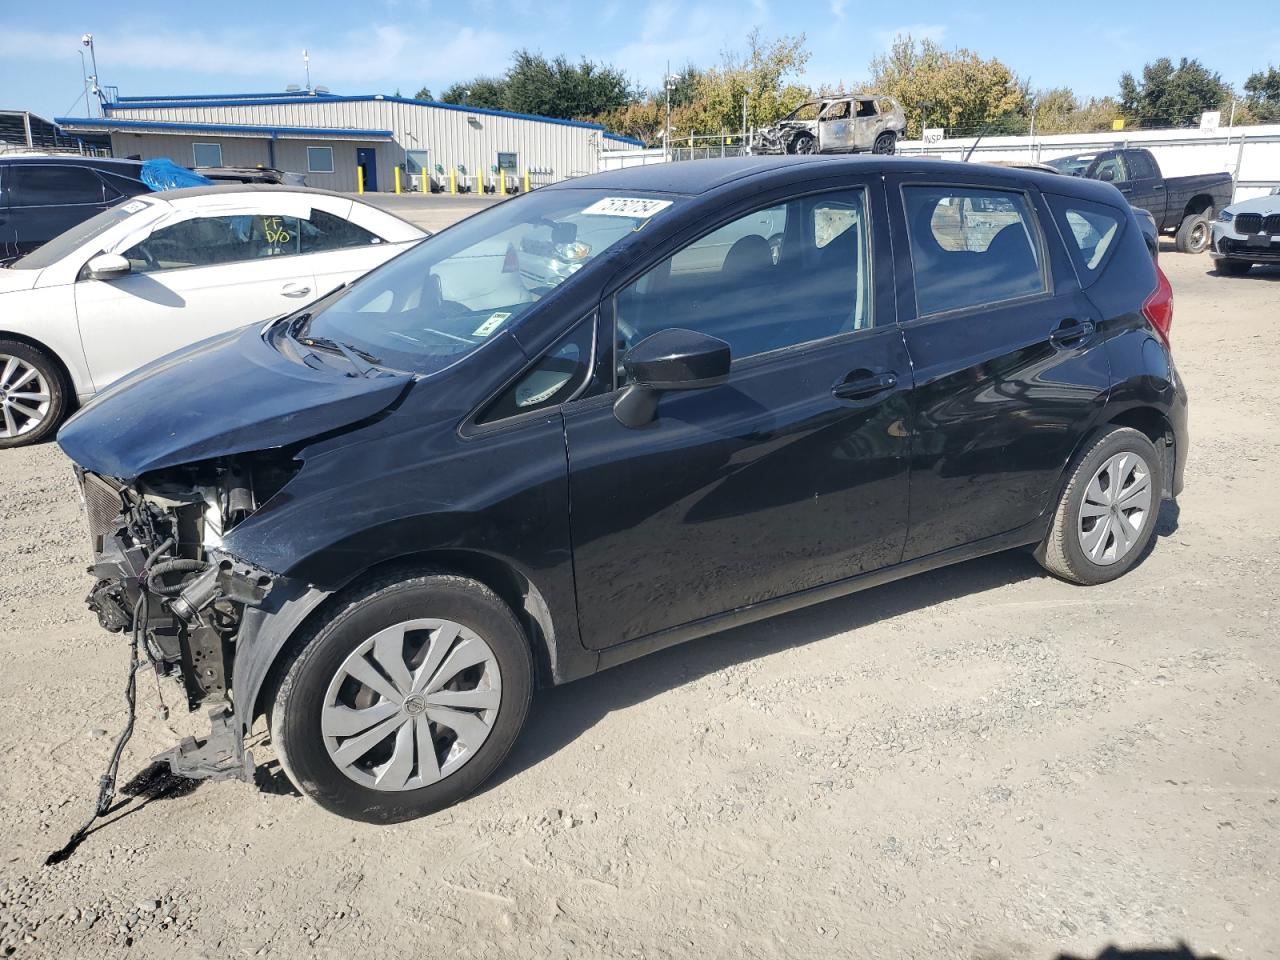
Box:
(753, 95, 906, 156)
(1210, 187, 1280, 275)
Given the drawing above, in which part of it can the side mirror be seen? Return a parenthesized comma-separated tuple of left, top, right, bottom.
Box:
(613, 328, 731, 428)
(1098, 168, 1116, 182)
(87, 253, 131, 280)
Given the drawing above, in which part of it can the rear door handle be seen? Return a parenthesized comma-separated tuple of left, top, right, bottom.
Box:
(832, 370, 898, 401)
(1049, 318, 1096, 347)
(281, 282, 312, 298)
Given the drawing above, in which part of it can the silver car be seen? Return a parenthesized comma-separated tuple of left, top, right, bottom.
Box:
(1211, 187, 1280, 276)
(753, 95, 907, 156)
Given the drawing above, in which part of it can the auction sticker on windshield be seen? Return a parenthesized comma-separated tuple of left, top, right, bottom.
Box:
(473, 312, 512, 337)
(581, 197, 673, 218)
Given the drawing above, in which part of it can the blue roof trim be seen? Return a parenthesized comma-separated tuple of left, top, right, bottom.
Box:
(54, 117, 393, 139)
(106, 93, 610, 133)
(114, 91, 336, 103)
(603, 133, 646, 147)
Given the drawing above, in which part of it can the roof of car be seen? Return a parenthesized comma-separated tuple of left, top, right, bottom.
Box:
(0, 154, 142, 170)
(142, 183, 353, 203)
(550, 155, 1120, 204)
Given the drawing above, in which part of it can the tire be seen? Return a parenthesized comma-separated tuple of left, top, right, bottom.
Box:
(1174, 212, 1210, 254)
(872, 132, 897, 155)
(789, 133, 816, 155)
(1215, 258, 1252, 276)
(270, 571, 533, 823)
(1035, 427, 1162, 586)
(0, 339, 69, 449)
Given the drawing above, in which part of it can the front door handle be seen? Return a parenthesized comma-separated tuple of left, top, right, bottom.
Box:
(281, 282, 312, 298)
(832, 370, 898, 401)
(1049, 318, 1096, 347)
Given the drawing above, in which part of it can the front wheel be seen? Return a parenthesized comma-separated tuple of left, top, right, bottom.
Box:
(270, 572, 533, 822)
(1036, 427, 1162, 585)
(0, 339, 69, 449)
(1215, 258, 1252, 276)
(1174, 212, 1210, 254)
(788, 133, 816, 155)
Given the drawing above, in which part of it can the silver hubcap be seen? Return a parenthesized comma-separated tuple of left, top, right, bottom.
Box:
(1077, 451, 1153, 566)
(321, 618, 501, 792)
(0, 354, 51, 439)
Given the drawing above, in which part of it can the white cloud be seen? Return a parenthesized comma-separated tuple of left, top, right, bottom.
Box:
(873, 23, 948, 50)
(830, 0, 847, 20)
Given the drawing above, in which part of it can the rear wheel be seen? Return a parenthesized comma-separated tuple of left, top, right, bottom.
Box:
(872, 132, 897, 154)
(1036, 427, 1162, 585)
(1174, 212, 1210, 254)
(0, 340, 68, 449)
(1215, 258, 1252, 276)
(270, 572, 533, 822)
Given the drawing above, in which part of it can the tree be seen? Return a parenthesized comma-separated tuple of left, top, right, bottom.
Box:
(1243, 66, 1280, 122)
(868, 36, 1027, 139)
(1029, 88, 1124, 134)
(691, 29, 812, 135)
(439, 77, 507, 109)
(413, 86, 433, 101)
(1118, 57, 1233, 128)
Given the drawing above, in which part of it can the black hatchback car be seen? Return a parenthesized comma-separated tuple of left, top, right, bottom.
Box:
(59, 156, 1187, 823)
(0, 155, 151, 263)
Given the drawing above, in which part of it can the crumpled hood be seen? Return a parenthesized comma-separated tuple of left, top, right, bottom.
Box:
(58, 323, 411, 480)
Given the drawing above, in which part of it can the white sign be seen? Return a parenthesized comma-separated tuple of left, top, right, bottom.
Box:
(922, 127, 945, 144)
(1200, 111, 1221, 132)
(581, 197, 673, 218)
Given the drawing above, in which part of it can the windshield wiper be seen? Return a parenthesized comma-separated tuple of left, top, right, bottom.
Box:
(282, 313, 383, 376)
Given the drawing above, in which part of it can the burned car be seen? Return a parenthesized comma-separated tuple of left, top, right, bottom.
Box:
(752, 95, 906, 155)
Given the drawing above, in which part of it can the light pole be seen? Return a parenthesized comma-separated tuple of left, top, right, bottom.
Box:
(81, 34, 100, 117)
(303, 49, 311, 92)
(664, 65, 675, 162)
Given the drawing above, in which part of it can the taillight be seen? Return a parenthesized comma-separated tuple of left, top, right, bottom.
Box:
(1142, 263, 1173, 347)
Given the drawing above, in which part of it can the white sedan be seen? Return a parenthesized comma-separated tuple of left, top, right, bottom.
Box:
(0, 185, 425, 447)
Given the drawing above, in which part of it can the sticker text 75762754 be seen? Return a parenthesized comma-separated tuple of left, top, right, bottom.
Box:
(581, 197, 673, 219)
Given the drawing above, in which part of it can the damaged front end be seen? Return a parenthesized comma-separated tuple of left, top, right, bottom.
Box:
(751, 120, 816, 155)
(77, 453, 297, 782)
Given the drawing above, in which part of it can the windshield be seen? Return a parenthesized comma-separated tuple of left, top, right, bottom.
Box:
(785, 102, 822, 122)
(9, 198, 157, 270)
(1046, 155, 1096, 177)
(297, 188, 676, 374)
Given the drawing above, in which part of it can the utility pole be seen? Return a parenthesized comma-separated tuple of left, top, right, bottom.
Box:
(742, 93, 748, 147)
(303, 49, 311, 92)
(664, 62, 673, 162)
(81, 34, 100, 117)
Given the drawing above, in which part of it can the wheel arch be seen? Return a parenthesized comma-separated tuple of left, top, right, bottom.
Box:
(1182, 193, 1216, 219)
(0, 329, 79, 403)
(242, 547, 573, 735)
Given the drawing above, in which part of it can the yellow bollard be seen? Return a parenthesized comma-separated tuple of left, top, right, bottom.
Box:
(357, 166, 364, 194)
(421, 165, 428, 194)
(477, 162, 484, 194)
(394, 167, 401, 195)
(523, 170, 530, 193)
(499, 169, 505, 194)
(449, 168, 456, 194)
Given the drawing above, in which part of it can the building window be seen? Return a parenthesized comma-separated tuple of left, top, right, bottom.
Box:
(497, 152, 518, 173)
(192, 142, 222, 168)
(307, 146, 335, 174)
(405, 150, 429, 175)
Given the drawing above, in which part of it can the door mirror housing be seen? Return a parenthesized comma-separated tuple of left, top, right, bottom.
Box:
(86, 253, 131, 280)
(613, 328, 731, 428)
(1098, 167, 1116, 183)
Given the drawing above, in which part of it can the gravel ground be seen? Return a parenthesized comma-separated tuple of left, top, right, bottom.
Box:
(0, 246, 1276, 960)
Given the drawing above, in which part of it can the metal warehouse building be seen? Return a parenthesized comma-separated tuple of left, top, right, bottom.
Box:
(56, 89, 641, 192)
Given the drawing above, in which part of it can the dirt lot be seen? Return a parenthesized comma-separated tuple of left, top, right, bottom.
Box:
(1, 245, 1277, 960)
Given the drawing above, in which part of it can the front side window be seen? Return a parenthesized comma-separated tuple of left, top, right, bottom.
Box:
(903, 185, 1046, 316)
(192, 143, 223, 168)
(1091, 153, 1127, 183)
(823, 101, 850, 120)
(11, 165, 104, 206)
(296, 188, 675, 375)
(615, 188, 871, 380)
(307, 147, 335, 174)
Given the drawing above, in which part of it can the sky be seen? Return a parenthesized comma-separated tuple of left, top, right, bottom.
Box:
(2, 0, 1277, 122)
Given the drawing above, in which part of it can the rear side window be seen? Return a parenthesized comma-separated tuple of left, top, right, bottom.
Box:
(299, 209, 381, 253)
(11, 165, 105, 206)
(903, 185, 1047, 316)
(1046, 195, 1125, 279)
